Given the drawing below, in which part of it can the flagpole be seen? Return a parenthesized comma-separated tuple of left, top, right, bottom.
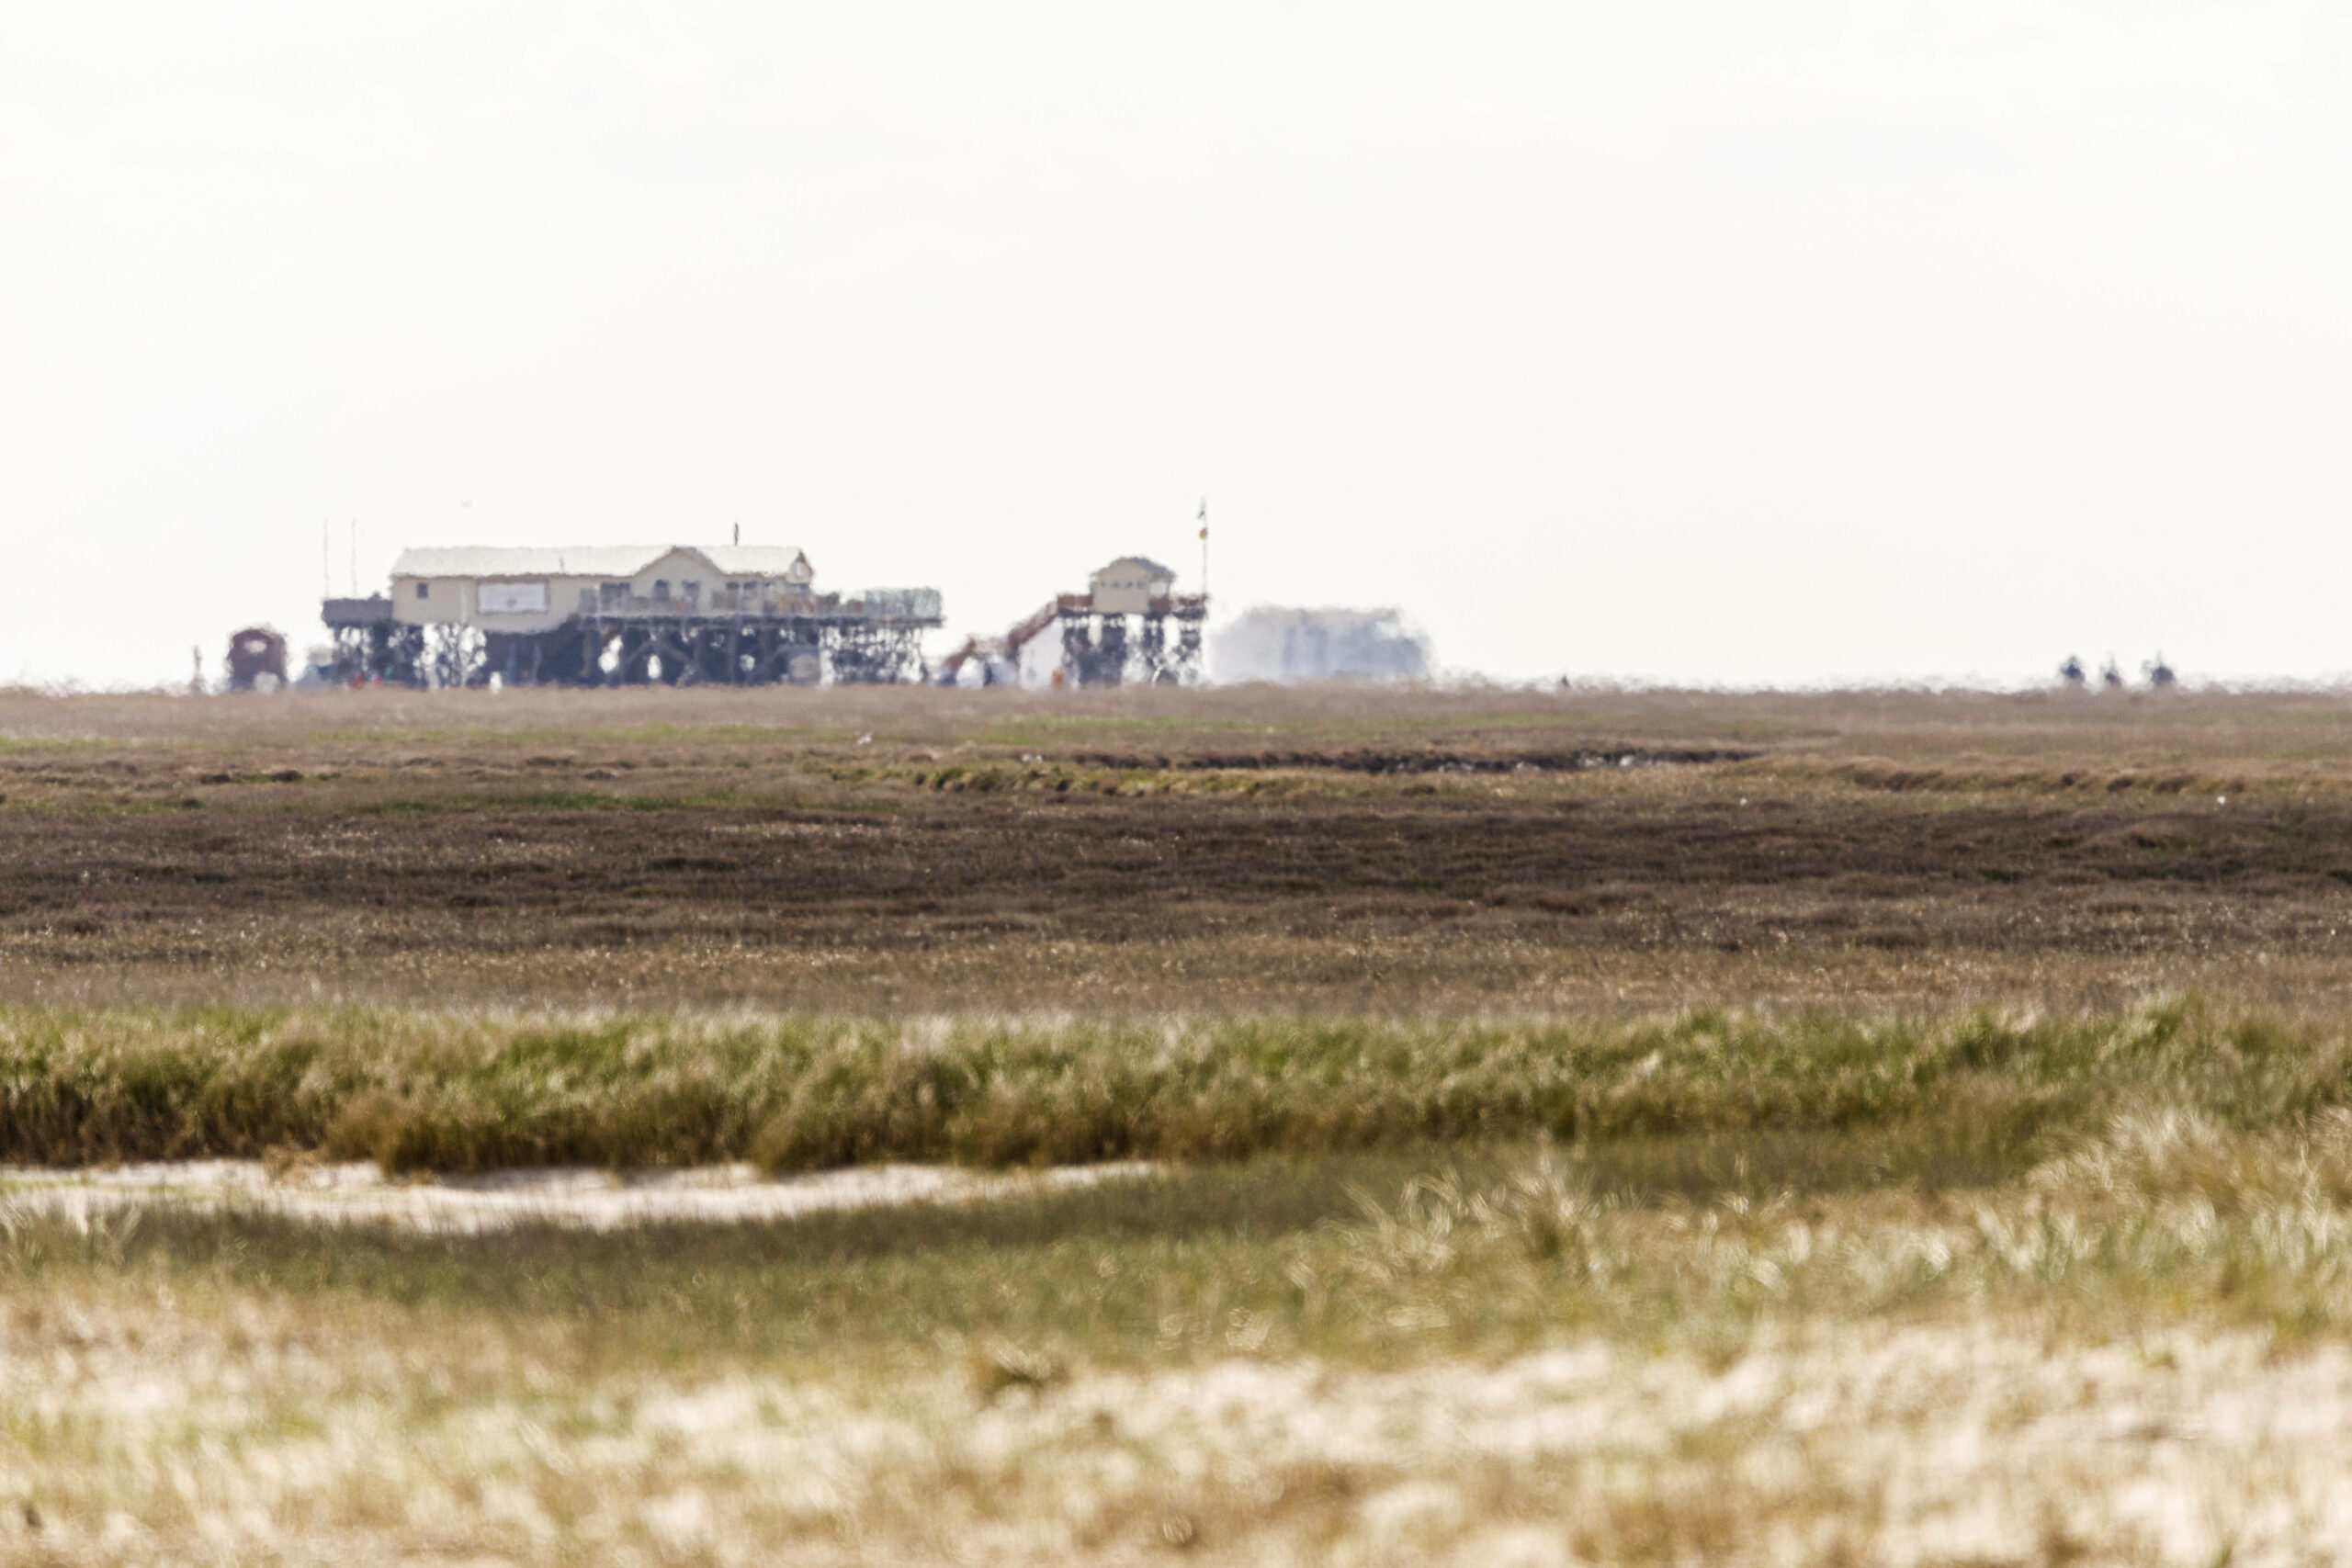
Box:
(1197, 497, 1208, 603)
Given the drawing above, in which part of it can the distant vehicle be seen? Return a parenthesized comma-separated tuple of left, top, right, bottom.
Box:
(224, 626, 288, 693)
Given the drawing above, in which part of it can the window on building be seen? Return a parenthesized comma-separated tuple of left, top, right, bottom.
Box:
(416, 581, 430, 600)
(682, 581, 701, 608)
(600, 582, 625, 610)
(653, 580, 671, 602)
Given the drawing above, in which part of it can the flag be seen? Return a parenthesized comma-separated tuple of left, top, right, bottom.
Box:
(1197, 497, 1207, 539)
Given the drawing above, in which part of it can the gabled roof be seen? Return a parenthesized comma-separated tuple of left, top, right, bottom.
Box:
(390, 545, 812, 581)
(701, 546, 813, 579)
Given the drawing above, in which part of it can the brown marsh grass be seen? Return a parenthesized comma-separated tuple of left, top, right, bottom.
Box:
(8, 683, 2352, 1012)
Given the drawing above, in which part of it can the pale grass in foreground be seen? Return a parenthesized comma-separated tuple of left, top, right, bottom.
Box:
(0, 1297, 2336, 1566)
(6, 1113, 2352, 1563)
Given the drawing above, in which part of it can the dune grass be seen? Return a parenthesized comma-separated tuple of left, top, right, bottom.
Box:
(8, 1108, 2352, 1562)
(19, 1107, 2352, 1371)
(8, 998, 2352, 1561)
(0, 1000, 2343, 1179)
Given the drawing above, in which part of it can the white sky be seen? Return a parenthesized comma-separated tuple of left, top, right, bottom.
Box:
(4, 2, 2347, 689)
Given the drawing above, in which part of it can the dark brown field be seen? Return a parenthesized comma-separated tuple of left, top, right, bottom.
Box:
(7, 682, 2352, 1012)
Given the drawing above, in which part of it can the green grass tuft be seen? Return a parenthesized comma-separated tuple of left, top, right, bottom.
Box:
(0, 1001, 2343, 1176)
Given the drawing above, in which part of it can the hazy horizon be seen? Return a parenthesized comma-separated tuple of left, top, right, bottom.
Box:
(6, 3, 2348, 690)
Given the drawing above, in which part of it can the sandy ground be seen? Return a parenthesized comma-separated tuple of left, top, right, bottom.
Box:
(0, 1158, 1158, 1233)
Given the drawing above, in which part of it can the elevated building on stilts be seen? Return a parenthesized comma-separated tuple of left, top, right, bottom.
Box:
(324, 544, 941, 688)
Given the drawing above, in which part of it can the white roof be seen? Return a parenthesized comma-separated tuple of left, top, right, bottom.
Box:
(701, 545, 814, 578)
(1095, 556, 1177, 580)
(391, 545, 811, 581)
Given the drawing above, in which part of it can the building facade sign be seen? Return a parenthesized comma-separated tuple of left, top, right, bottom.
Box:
(478, 581, 548, 615)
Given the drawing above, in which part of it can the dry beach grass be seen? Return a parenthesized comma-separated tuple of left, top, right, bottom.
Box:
(11, 1117, 2352, 1562)
(9, 685, 2352, 1560)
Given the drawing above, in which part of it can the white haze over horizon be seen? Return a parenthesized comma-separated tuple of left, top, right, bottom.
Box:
(4, 3, 2349, 692)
